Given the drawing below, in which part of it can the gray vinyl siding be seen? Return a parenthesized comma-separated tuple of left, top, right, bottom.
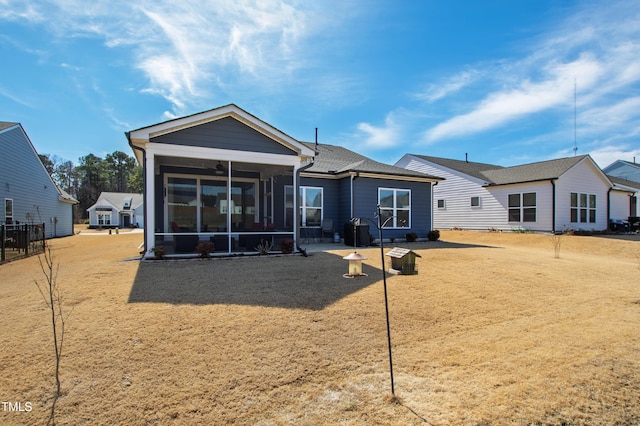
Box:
(0, 125, 74, 237)
(351, 177, 432, 239)
(152, 116, 297, 155)
(603, 161, 640, 182)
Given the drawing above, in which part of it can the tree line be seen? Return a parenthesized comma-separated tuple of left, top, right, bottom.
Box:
(39, 151, 143, 222)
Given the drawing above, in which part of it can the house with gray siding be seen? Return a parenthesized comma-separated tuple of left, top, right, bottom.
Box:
(396, 154, 612, 233)
(87, 192, 144, 229)
(0, 122, 77, 238)
(127, 104, 442, 258)
(603, 159, 640, 182)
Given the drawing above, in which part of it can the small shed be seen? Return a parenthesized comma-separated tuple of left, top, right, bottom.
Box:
(385, 247, 422, 275)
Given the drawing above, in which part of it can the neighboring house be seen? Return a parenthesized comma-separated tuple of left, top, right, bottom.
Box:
(127, 104, 441, 257)
(603, 159, 640, 182)
(87, 192, 144, 229)
(0, 122, 77, 237)
(608, 175, 639, 222)
(395, 154, 612, 233)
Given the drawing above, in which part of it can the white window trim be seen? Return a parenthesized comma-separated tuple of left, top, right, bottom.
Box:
(378, 187, 411, 228)
(437, 199, 446, 209)
(470, 196, 481, 208)
(4, 198, 13, 225)
(299, 186, 323, 228)
(508, 192, 537, 223)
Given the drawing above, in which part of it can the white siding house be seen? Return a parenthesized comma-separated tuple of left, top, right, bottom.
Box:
(87, 192, 144, 229)
(0, 122, 77, 237)
(396, 154, 612, 233)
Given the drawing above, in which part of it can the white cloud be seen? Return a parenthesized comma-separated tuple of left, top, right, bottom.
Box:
(415, 70, 477, 103)
(355, 112, 402, 149)
(424, 54, 603, 142)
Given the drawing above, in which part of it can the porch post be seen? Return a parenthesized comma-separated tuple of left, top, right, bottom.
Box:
(145, 152, 156, 257)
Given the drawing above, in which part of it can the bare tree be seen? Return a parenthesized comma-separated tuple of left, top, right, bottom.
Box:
(34, 245, 72, 425)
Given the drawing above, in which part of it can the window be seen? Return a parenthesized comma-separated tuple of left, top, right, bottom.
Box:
(570, 192, 596, 223)
(437, 199, 445, 209)
(98, 213, 111, 225)
(4, 198, 13, 225)
(379, 188, 411, 228)
(300, 186, 323, 227)
(284, 185, 294, 229)
(508, 192, 536, 223)
(470, 196, 480, 208)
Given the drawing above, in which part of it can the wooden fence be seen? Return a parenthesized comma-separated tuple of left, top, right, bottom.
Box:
(1, 223, 46, 263)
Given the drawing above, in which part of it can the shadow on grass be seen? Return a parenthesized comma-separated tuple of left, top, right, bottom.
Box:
(128, 252, 381, 310)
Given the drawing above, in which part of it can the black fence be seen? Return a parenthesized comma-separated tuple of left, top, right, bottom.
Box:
(1, 223, 46, 263)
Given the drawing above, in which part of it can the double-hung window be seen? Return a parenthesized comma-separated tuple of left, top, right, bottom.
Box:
(299, 186, 323, 227)
(508, 192, 536, 222)
(378, 188, 411, 228)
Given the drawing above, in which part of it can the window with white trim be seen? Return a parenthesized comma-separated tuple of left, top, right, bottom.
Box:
(4, 198, 13, 224)
(378, 188, 411, 228)
(437, 199, 445, 209)
(470, 196, 480, 208)
(98, 213, 111, 225)
(300, 186, 323, 227)
(508, 192, 536, 222)
(570, 192, 596, 223)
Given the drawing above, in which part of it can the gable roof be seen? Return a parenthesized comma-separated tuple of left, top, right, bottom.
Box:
(608, 175, 640, 191)
(89, 192, 143, 211)
(481, 155, 589, 185)
(305, 143, 443, 182)
(127, 104, 316, 163)
(410, 154, 607, 186)
(0, 121, 18, 132)
(411, 155, 503, 181)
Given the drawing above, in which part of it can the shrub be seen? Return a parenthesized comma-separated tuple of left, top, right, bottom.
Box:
(405, 232, 418, 242)
(280, 238, 295, 254)
(150, 246, 166, 260)
(196, 241, 215, 258)
(427, 230, 440, 241)
(255, 239, 273, 255)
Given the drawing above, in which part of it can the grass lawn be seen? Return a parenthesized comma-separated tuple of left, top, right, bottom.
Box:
(1, 229, 639, 424)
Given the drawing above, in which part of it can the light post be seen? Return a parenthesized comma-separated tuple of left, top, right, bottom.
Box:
(344, 206, 399, 396)
(376, 204, 396, 397)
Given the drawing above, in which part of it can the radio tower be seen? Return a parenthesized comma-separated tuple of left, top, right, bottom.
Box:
(573, 78, 578, 156)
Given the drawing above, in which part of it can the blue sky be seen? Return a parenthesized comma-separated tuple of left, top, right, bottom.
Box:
(1, 1, 639, 170)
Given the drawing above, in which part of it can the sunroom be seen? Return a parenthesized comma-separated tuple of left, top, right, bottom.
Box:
(127, 105, 316, 258)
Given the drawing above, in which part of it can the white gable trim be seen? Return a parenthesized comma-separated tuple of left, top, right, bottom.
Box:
(129, 105, 315, 158)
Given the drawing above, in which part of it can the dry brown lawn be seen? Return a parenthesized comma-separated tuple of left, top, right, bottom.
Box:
(1, 228, 639, 425)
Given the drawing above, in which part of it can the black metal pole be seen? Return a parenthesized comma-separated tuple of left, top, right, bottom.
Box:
(377, 205, 395, 396)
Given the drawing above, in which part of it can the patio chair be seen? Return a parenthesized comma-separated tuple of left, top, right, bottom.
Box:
(321, 219, 334, 241)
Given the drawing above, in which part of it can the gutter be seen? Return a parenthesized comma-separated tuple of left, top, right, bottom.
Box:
(295, 128, 318, 256)
(127, 132, 148, 256)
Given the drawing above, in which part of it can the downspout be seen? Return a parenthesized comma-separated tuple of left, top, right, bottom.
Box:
(551, 179, 556, 233)
(295, 128, 318, 256)
(431, 181, 438, 232)
(127, 132, 147, 256)
(607, 187, 612, 231)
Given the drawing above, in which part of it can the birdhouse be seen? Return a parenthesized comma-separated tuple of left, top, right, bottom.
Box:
(343, 251, 368, 278)
(385, 247, 421, 275)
